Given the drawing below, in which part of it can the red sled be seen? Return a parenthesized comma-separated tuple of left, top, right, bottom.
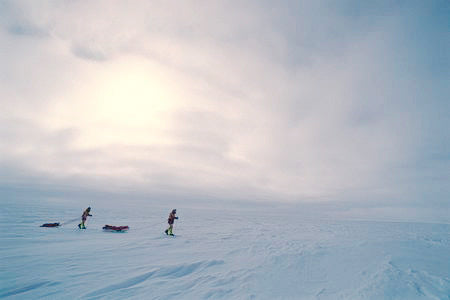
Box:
(103, 225, 129, 232)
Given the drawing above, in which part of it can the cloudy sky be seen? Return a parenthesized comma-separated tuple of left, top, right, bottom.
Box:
(0, 1, 448, 208)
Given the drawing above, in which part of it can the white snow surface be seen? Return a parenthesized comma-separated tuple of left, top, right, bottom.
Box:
(1, 198, 449, 300)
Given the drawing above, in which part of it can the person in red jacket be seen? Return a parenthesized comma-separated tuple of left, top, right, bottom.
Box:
(78, 207, 92, 229)
(165, 209, 178, 236)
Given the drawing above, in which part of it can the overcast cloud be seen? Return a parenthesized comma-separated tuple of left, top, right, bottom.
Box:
(0, 0, 448, 209)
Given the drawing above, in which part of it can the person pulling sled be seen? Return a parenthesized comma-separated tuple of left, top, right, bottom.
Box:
(165, 209, 178, 236)
(78, 207, 92, 229)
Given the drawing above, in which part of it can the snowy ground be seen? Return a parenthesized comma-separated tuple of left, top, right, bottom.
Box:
(1, 197, 449, 299)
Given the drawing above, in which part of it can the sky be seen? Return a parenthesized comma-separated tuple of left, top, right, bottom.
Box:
(0, 1, 448, 213)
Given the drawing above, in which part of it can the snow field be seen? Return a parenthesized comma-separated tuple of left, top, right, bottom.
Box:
(1, 198, 449, 299)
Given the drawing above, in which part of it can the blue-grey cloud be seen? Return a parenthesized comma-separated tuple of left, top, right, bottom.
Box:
(71, 44, 109, 61)
(7, 23, 48, 37)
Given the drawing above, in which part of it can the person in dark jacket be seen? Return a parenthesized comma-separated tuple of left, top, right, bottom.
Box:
(165, 209, 178, 236)
(78, 207, 92, 229)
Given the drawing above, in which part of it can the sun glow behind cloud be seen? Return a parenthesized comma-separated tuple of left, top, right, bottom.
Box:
(43, 56, 181, 149)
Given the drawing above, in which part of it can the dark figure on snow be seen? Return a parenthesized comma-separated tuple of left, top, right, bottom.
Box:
(165, 209, 178, 236)
(78, 207, 92, 229)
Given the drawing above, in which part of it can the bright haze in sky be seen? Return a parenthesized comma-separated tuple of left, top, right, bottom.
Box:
(0, 1, 448, 215)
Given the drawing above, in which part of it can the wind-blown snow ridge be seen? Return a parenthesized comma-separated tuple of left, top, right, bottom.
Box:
(0, 280, 60, 298)
(85, 260, 225, 298)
